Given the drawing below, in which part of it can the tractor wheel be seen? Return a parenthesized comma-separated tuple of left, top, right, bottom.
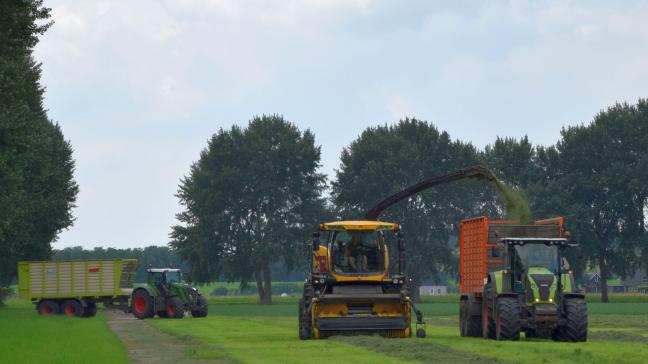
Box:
(555, 297, 588, 342)
(62, 300, 84, 317)
(167, 297, 185, 319)
(191, 295, 208, 318)
(37, 300, 60, 316)
(157, 310, 169, 318)
(82, 302, 97, 317)
(482, 287, 496, 339)
(495, 297, 520, 340)
(132, 289, 154, 319)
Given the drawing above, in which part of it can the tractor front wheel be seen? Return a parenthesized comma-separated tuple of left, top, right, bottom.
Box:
(495, 296, 520, 340)
(167, 297, 185, 319)
(191, 295, 208, 318)
(555, 297, 588, 342)
(132, 290, 154, 319)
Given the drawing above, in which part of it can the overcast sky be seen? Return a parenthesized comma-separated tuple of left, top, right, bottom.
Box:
(36, 0, 648, 249)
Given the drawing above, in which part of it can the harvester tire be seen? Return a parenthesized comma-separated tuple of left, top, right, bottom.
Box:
(82, 302, 97, 317)
(37, 300, 60, 316)
(298, 298, 312, 340)
(556, 297, 588, 342)
(495, 297, 520, 340)
(132, 289, 154, 319)
(191, 295, 208, 318)
(158, 310, 169, 318)
(167, 297, 185, 319)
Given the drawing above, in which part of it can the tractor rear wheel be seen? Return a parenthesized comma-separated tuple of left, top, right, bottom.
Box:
(37, 300, 60, 316)
(157, 310, 169, 318)
(62, 300, 84, 317)
(132, 289, 154, 319)
(191, 295, 208, 318)
(495, 296, 520, 340)
(167, 297, 185, 319)
(555, 297, 588, 342)
(82, 302, 97, 318)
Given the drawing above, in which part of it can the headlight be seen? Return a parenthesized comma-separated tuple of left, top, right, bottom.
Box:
(392, 278, 399, 284)
(535, 298, 540, 302)
(549, 298, 553, 302)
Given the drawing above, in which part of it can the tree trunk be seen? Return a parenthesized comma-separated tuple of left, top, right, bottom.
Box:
(254, 268, 266, 303)
(261, 262, 272, 305)
(598, 251, 609, 303)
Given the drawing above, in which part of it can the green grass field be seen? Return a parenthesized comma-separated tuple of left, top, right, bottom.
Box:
(0, 299, 127, 364)
(148, 295, 648, 364)
(2, 292, 647, 363)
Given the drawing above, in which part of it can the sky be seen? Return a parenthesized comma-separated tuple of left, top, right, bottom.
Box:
(35, 0, 648, 249)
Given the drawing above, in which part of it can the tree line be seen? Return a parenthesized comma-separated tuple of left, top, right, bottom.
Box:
(172, 106, 648, 304)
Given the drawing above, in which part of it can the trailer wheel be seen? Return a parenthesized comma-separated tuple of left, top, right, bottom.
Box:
(167, 297, 185, 318)
(82, 302, 97, 317)
(555, 297, 588, 342)
(416, 328, 426, 338)
(61, 300, 83, 317)
(132, 289, 153, 319)
(482, 288, 496, 339)
(495, 296, 520, 340)
(461, 294, 483, 337)
(37, 300, 60, 316)
(191, 295, 208, 318)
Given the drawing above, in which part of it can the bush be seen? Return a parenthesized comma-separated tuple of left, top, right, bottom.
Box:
(0, 286, 14, 307)
(210, 287, 228, 296)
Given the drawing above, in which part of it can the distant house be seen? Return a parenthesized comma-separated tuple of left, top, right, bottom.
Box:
(585, 271, 648, 294)
(420, 285, 447, 296)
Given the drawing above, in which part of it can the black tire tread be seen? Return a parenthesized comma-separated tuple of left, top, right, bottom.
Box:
(496, 297, 520, 340)
(191, 295, 208, 318)
(561, 298, 588, 342)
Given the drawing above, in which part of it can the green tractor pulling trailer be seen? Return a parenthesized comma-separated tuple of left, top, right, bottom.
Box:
(131, 268, 208, 319)
(459, 217, 588, 341)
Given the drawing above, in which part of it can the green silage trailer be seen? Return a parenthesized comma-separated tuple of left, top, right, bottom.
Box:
(18, 259, 137, 317)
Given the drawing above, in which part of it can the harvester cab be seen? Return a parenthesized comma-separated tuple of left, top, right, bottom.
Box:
(299, 220, 425, 340)
(131, 268, 208, 319)
(459, 217, 588, 342)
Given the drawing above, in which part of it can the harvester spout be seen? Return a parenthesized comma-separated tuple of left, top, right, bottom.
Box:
(365, 165, 498, 220)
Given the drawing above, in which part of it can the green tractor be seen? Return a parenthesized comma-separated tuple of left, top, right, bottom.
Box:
(481, 238, 588, 341)
(131, 268, 208, 319)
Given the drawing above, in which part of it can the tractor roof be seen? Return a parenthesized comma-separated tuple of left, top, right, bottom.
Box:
(320, 220, 399, 231)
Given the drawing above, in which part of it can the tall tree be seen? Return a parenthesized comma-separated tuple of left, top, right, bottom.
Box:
(552, 101, 648, 302)
(0, 0, 78, 291)
(332, 118, 499, 300)
(171, 115, 327, 304)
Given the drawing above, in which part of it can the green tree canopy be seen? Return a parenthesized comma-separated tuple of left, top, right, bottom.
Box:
(171, 115, 327, 304)
(0, 0, 78, 289)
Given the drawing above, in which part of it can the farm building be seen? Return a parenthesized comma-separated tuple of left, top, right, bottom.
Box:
(419, 285, 447, 296)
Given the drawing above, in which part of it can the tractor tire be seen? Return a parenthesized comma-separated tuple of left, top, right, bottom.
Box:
(461, 294, 482, 337)
(167, 297, 185, 319)
(555, 297, 588, 342)
(482, 287, 496, 339)
(191, 295, 208, 318)
(157, 310, 169, 318)
(37, 300, 60, 316)
(82, 302, 97, 317)
(494, 296, 520, 341)
(132, 289, 154, 319)
(62, 300, 84, 317)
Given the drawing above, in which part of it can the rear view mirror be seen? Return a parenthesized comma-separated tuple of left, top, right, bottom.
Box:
(397, 231, 404, 252)
(312, 232, 320, 251)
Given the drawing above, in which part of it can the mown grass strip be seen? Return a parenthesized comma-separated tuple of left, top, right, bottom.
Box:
(0, 299, 128, 364)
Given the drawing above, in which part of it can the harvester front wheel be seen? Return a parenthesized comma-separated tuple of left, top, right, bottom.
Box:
(555, 297, 587, 342)
(495, 297, 520, 341)
(37, 300, 60, 316)
(62, 299, 84, 317)
(167, 297, 185, 319)
(191, 295, 208, 318)
(132, 289, 154, 319)
(298, 298, 312, 340)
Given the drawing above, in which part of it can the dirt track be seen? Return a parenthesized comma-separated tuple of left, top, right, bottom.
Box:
(105, 309, 210, 364)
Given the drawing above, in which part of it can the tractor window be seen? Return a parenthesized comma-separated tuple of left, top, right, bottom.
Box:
(330, 231, 385, 275)
(166, 271, 181, 283)
(150, 272, 163, 286)
(514, 244, 558, 273)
